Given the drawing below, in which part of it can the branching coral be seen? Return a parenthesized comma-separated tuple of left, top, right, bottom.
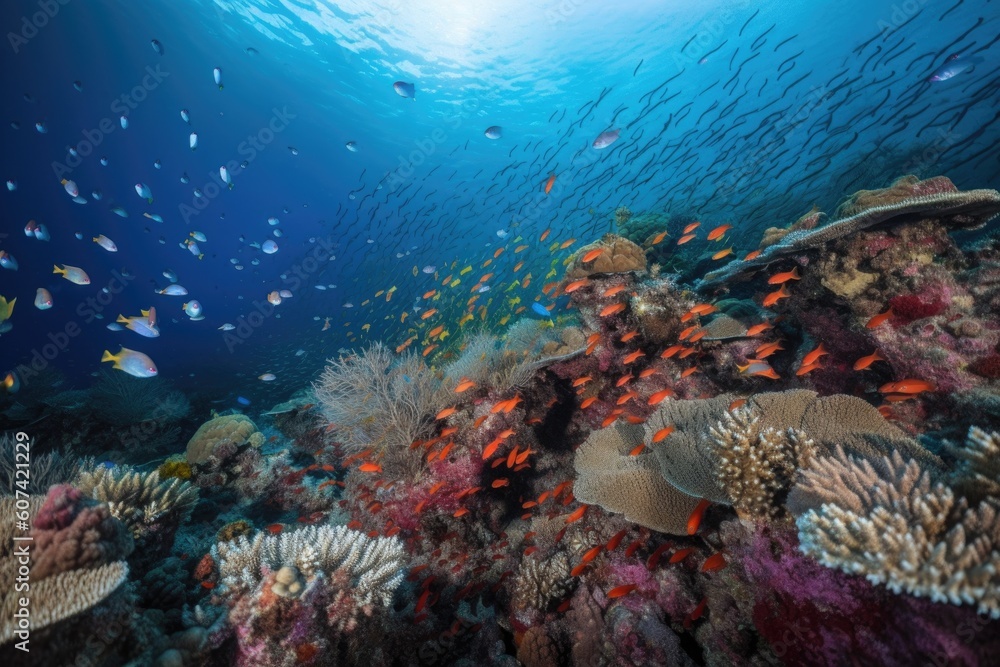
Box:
(946, 427, 1000, 504)
(709, 407, 816, 521)
(0, 434, 81, 495)
(213, 524, 406, 608)
(512, 552, 574, 616)
(75, 465, 198, 538)
(790, 446, 1000, 618)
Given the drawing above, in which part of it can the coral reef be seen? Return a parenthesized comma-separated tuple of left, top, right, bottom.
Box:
(698, 175, 1000, 289)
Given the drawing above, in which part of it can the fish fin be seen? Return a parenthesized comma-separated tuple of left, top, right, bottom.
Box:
(140, 309, 149, 317)
(53, 264, 63, 274)
(116, 315, 128, 324)
(101, 349, 117, 363)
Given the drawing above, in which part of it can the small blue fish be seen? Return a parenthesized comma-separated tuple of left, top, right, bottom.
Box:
(532, 302, 551, 318)
(393, 81, 415, 99)
(237, 396, 251, 406)
(484, 126, 502, 139)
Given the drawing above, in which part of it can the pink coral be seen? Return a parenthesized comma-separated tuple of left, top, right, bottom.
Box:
(29, 484, 133, 579)
(889, 293, 947, 324)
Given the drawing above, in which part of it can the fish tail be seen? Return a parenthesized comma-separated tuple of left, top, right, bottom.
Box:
(53, 264, 63, 275)
(101, 349, 117, 364)
(116, 315, 128, 324)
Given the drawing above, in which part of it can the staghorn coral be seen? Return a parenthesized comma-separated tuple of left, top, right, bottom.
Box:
(573, 422, 703, 534)
(213, 524, 406, 608)
(185, 414, 264, 465)
(75, 464, 198, 538)
(790, 446, 1000, 618)
(698, 175, 1000, 290)
(313, 342, 453, 455)
(565, 233, 647, 280)
(709, 406, 816, 521)
(946, 427, 1000, 504)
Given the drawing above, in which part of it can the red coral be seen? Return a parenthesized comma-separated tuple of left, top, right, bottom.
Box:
(969, 354, 1000, 379)
(194, 553, 216, 581)
(888, 294, 946, 324)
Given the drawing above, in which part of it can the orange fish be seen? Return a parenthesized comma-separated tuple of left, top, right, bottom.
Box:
(570, 562, 589, 577)
(652, 425, 674, 442)
(559, 238, 576, 249)
(853, 350, 885, 371)
(689, 329, 708, 343)
(544, 174, 556, 194)
(651, 231, 668, 245)
(743, 249, 762, 261)
(599, 302, 626, 317)
(647, 388, 675, 405)
(879, 379, 936, 394)
(572, 375, 592, 387)
(565, 505, 587, 523)
(606, 529, 628, 552)
(795, 362, 822, 376)
(580, 396, 598, 409)
(606, 583, 638, 599)
(638, 368, 657, 379)
(668, 547, 695, 564)
(679, 325, 698, 340)
(359, 462, 383, 473)
(866, 307, 894, 329)
(513, 261, 524, 272)
(564, 278, 589, 293)
(768, 267, 801, 284)
(265, 523, 284, 534)
(620, 330, 638, 342)
(687, 498, 711, 535)
(581, 545, 603, 563)
(515, 244, 529, 253)
(455, 379, 476, 393)
(801, 342, 828, 367)
(491, 478, 509, 489)
(711, 247, 733, 260)
(622, 350, 645, 365)
(615, 373, 632, 387)
(428, 325, 445, 337)
(660, 345, 683, 359)
(680, 366, 698, 378)
(677, 234, 696, 245)
(603, 284, 626, 297)
(581, 248, 605, 263)
(453, 508, 470, 517)
(706, 224, 732, 241)
(617, 391, 638, 406)
(754, 341, 783, 358)
(540, 228, 551, 241)
(728, 398, 747, 411)
(701, 553, 727, 573)
(435, 406, 457, 420)
(746, 321, 773, 336)
(683, 221, 701, 234)
(628, 443, 645, 456)
(762, 284, 790, 307)
(421, 308, 438, 320)
(493, 247, 504, 258)
(422, 344, 437, 357)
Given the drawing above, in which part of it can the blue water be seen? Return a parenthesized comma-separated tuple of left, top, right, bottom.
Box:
(1, 0, 998, 403)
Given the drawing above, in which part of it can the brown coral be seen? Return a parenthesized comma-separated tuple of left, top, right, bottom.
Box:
(565, 233, 647, 280)
(517, 626, 563, 667)
(185, 414, 265, 465)
(573, 422, 703, 534)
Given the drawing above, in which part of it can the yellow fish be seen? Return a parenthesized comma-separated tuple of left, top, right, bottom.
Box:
(449, 279, 460, 288)
(508, 297, 521, 307)
(375, 290, 385, 297)
(545, 268, 557, 279)
(460, 265, 472, 275)
(459, 313, 474, 326)
(362, 323, 371, 332)
(0, 296, 15, 323)
(401, 312, 408, 323)
(506, 280, 520, 292)
(361, 299, 371, 307)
